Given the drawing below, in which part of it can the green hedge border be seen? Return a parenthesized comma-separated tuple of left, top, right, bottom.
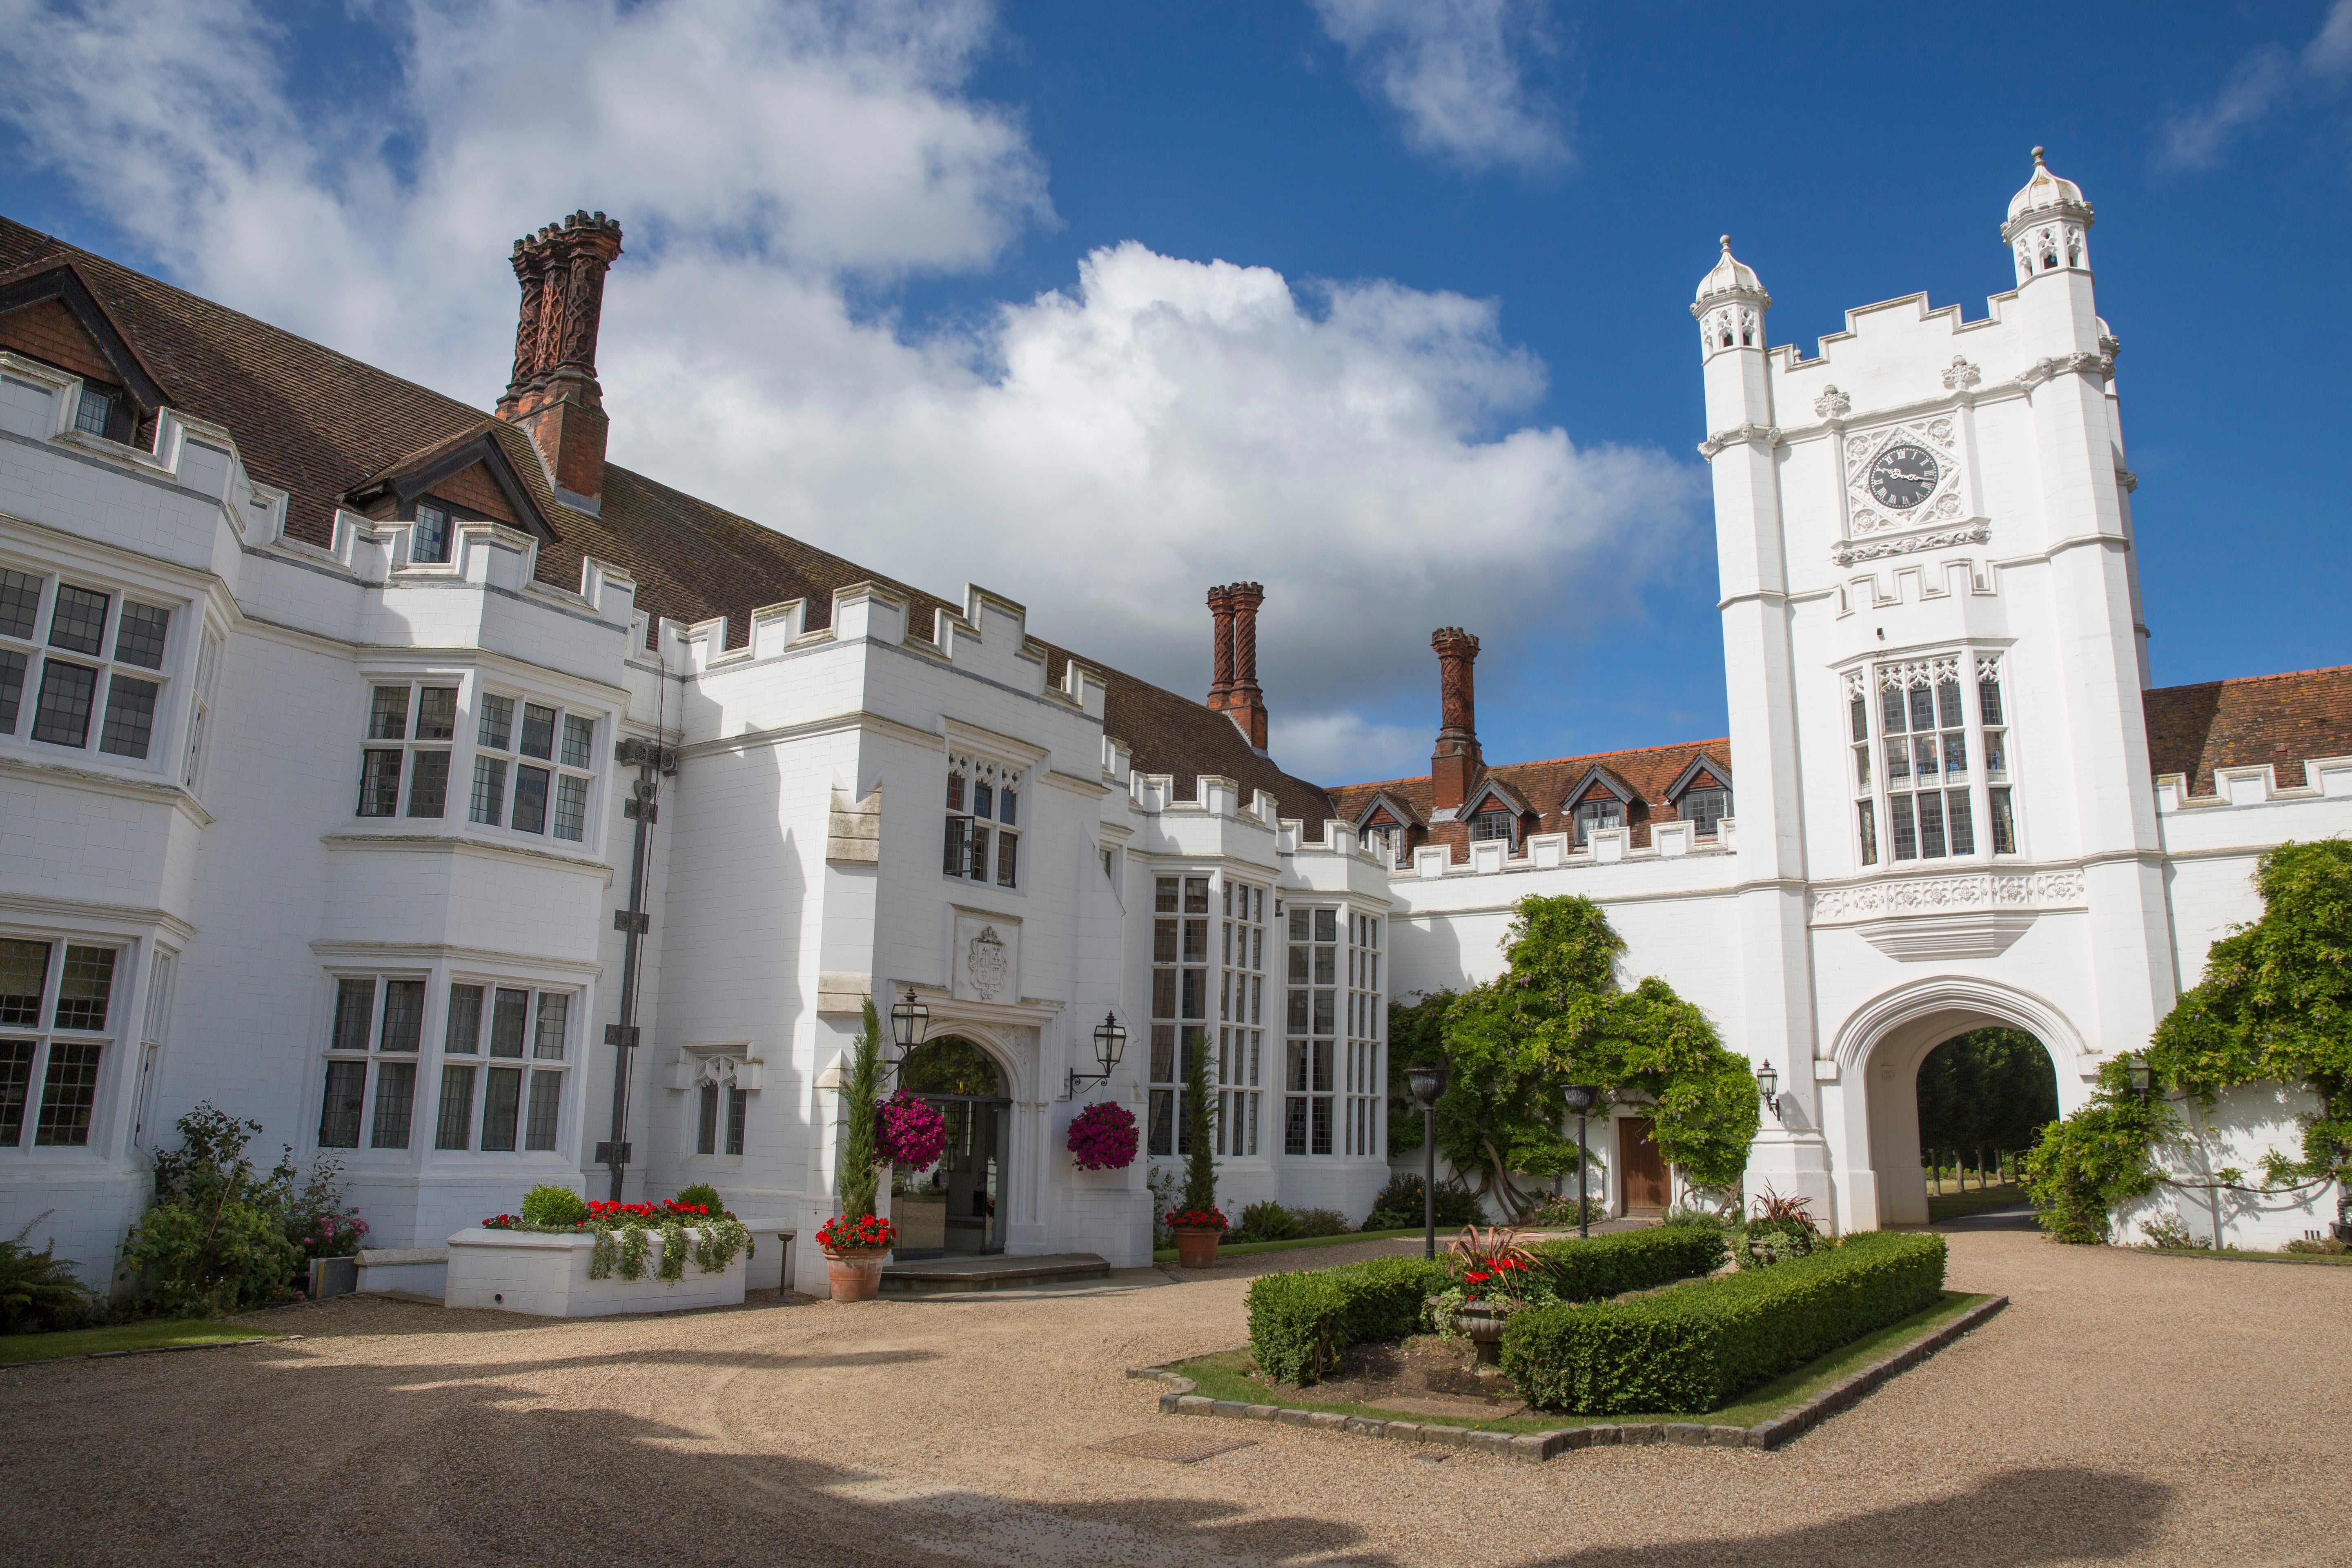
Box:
(1245, 1226, 1728, 1386)
(1502, 1230, 1947, 1414)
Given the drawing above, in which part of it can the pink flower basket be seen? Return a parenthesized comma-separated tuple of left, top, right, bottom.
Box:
(1066, 1101, 1140, 1172)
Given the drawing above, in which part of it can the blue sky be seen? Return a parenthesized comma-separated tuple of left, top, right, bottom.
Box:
(4, 1, 2347, 786)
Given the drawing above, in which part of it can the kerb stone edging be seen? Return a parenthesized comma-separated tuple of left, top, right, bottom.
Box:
(1125, 1294, 2008, 1462)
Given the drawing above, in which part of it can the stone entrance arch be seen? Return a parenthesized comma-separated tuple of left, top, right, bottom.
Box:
(1824, 978, 2087, 1229)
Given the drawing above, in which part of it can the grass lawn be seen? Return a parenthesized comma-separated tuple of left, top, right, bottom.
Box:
(1152, 1227, 1425, 1263)
(0, 1319, 275, 1368)
(1165, 1290, 1995, 1434)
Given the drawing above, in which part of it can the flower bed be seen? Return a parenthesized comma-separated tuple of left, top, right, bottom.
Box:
(470, 1194, 752, 1288)
(1499, 1230, 1947, 1414)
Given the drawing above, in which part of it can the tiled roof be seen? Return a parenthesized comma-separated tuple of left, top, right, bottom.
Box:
(0, 216, 1333, 828)
(2143, 664, 2352, 796)
(1330, 738, 1733, 861)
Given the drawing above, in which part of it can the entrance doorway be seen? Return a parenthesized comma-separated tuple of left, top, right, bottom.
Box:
(1617, 1116, 1670, 1215)
(891, 1036, 1010, 1257)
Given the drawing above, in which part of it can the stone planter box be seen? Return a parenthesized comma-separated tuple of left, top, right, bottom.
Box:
(443, 1226, 747, 1317)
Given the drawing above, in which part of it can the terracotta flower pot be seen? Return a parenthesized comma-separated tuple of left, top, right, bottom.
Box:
(1171, 1227, 1223, 1268)
(824, 1246, 889, 1301)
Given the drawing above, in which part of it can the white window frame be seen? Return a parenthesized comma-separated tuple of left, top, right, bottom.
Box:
(316, 969, 577, 1161)
(1216, 876, 1266, 1159)
(459, 683, 603, 846)
(1846, 651, 2018, 869)
(1345, 912, 1383, 1158)
(355, 677, 463, 821)
(0, 933, 126, 1156)
(1146, 871, 1214, 1158)
(1283, 904, 1344, 1156)
(0, 559, 183, 771)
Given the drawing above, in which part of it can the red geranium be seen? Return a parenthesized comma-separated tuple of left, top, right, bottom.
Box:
(816, 1213, 897, 1252)
(1164, 1207, 1227, 1232)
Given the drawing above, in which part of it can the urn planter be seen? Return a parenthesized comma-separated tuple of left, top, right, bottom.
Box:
(1171, 1227, 1223, 1268)
(825, 1247, 890, 1301)
(1453, 1302, 1510, 1367)
(444, 1226, 747, 1317)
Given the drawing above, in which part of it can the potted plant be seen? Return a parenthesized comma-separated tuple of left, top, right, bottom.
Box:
(1164, 1049, 1226, 1267)
(822, 999, 895, 1301)
(1067, 1100, 1139, 1172)
(1429, 1226, 1548, 1369)
(1742, 1186, 1821, 1268)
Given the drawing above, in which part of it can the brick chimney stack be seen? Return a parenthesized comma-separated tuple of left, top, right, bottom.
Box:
(1226, 582, 1267, 751)
(1205, 586, 1237, 714)
(1430, 627, 1483, 811)
(497, 210, 624, 510)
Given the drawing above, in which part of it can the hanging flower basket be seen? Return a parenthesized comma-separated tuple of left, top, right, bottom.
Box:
(877, 1091, 946, 1169)
(1066, 1102, 1140, 1172)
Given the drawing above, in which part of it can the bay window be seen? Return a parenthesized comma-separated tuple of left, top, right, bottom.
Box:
(0, 936, 120, 1151)
(1849, 654, 2016, 866)
(1, 564, 178, 765)
(321, 972, 573, 1156)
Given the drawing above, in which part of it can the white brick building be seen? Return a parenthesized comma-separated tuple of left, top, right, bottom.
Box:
(0, 154, 2342, 1294)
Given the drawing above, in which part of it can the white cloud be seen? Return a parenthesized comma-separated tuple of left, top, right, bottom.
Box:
(2156, 0, 2352, 170)
(0, 0, 1692, 783)
(1311, 0, 1570, 174)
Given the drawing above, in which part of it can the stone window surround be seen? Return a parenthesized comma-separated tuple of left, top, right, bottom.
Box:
(349, 666, 606, 849)
(0, 552, 187, 772)
(1842, 644, 2019, 872)
(0, 931, 126, 1157)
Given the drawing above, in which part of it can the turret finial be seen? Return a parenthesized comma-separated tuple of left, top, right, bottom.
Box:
(1719, 234, 1731, 251)
(2031, 145, 2046, 165)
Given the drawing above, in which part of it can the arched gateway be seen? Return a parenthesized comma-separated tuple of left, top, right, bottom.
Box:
(891, 1035, 1014, 1257)
(1824, 978, 2089, 1229)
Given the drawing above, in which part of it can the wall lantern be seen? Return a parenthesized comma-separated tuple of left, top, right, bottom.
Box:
(1756, 1060, 1780, 1122)
(1067, 1011, 1128, 1097)
(889, 987, 928, 1056)
(2125, 1054, 2152, 1102)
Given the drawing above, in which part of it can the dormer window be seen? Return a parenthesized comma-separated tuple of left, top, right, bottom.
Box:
(1571, 798, 1622, 847)
(73, 386, 116, 439)
(1470, 809, 1514, 844)
(1680, 784, 1731, 838)
(412, 500, 453, 565)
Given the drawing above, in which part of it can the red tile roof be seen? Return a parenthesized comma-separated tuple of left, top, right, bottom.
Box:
(1330, 738, 1733, 861)
(2143, 664, 2352, 796)
(0, 215, 1333, 827)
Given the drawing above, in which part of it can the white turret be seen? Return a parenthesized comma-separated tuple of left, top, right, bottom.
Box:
(1692, 234, 1770, 361)
(2001, 146, 2093, 283)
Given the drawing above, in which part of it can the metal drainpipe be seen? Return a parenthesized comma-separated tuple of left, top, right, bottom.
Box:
(601, 737, 673, 1201)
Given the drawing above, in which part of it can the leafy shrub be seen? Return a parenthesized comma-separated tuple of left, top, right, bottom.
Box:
(1248, 1226, 1726, 1385)
(2023, 1058, 2180, 1243)
(1247, 1255, 1453, 1384)
(674, 1183, 724, 1214)
(2286, 1236, 2349, 1255)
(276, 1152, 367, 1272)
(1363, 1172, 1485, 1232)
(1739, 1187, 1821, 1269)
(1500, 1230, 1947, 1414)
(1522, 1194, 1607, 1229)
(2136, 1210, 2201, 1250)
(1146, 1167, 1182, 1248)
(1, 1214, 97, 1333)
(122, 1104, 303, 1314)
(1293, 1207, 1351, 1237)
(1240, 1201, 1298, 1241)
(521, 1184, 589, 1227)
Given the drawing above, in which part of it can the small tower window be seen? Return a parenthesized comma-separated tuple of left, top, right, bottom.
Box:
(1470, 809, 1513, 844)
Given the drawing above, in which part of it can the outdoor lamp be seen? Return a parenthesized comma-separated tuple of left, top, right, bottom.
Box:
(2125, 1054, 2152, 1102)
(1068, 1011, 1127, 1096)
(1407, 1063, 1450, 1258)
(889, 987, 928, 1054)
(1564, 1084, 1601, 1238)
(1407, 1064, 1449, 1110)
(1756, 1060, 1780, 1121)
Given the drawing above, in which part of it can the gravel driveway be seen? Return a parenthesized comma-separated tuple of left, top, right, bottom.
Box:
(3, 1230, 2344, 1567)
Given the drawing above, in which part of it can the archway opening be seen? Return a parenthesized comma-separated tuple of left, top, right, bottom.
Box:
(891, 1036, 1010, 1257)
(1914, 1028, 2059, 1218)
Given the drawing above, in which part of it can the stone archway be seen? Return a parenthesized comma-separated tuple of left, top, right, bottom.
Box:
(1824, 978, 2087, 1229)
(894, 1032, 1016, 1256)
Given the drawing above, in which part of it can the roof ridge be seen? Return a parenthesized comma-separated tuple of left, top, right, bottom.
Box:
(2147, 663, 2352, 693)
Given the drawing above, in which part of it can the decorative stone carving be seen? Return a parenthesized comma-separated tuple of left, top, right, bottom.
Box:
(1814, 385, 1851, 419)
(1841, 417, 1965, 537)
(967, 926, 1009, 1001)
(1811, 869, 2085, 924)
(2020, 352, 2114, 390)
(1831, 523, 1990, 566)
(1697, 423, 1781, 459)
(951, 909, 1022, 1005)
(1940, 356, 1980, 390)
(2115, 468, 2138, 494)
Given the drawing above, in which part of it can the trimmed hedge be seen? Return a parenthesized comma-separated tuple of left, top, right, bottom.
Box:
(1246, 1225, 1729, 1386)
(1500, 1230, 1948, 1414)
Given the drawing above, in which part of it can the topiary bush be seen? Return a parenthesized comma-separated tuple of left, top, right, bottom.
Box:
(1363, 1172, 1485, 1231)
(673, 1183, 724, 1214)
(1293, 1207, 1352, 1237)
(1247, 1255, 1453, 1384)
(521, 1184, 589, 1227)
(1240, 1201, 1298, 1241)
(1500, 1230, 1948, 1414)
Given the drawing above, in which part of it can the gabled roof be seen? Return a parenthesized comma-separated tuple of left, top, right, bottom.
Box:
(1558, 762, 1639, 809)
(1665, 754, 1733, 798)
(0, 214, 1335, 829)
(346, 422, 555, 541)
(1459, 775, 1532, 819)
(1349, 789, 1424, 831)
(2143, 664, 2352, 796)
(1329, 737, 1735, 859)
(0, 258, 167, 410)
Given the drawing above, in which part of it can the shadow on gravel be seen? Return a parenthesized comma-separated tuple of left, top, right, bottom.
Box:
(1525, 1466, 2169, 1567)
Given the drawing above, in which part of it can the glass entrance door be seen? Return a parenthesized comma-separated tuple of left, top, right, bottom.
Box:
(890, 1036, 1011, 1258)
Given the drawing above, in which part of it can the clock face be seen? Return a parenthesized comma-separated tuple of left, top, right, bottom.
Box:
(1867, 444, 1941, 510)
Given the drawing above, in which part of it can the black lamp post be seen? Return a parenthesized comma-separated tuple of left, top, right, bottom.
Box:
(2125, 1054, 2152, 1103)
(1756, 1060, 1780, 1123)
(888, 987, 928, 1080)
(1564, 1083, 1601, 1238)
(1406, 1063, 1450, 1259)
(1067, 1011, 1128, 1097)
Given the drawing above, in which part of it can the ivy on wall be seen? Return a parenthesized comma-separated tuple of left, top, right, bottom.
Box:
(2027, 841, 2352, 1242)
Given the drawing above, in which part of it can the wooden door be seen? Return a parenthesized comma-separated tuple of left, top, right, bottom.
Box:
(1619, 1116, 1670, 1214)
